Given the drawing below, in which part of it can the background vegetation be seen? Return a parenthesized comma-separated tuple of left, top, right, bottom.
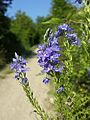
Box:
(0, 0, 78, 66)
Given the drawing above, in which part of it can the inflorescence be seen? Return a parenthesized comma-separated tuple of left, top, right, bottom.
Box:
(37, 24, 79, 79)
(37, 28, 62, 84)
(37, 24, 79, 92)
(10, 52, 29, 85)
(75, 0, 82, 4)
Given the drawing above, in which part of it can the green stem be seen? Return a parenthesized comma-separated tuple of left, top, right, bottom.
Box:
(22, 84, 49, 120)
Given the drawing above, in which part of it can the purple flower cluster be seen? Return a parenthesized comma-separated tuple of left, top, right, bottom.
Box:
(56, 85, 64, 93)
(10, 52, 28, 85)
(55, 24, 72, 38)
(55, 24, 79, 46)
(37, 35, 63, 74)
(37, 29, 63, 83)
(43, 78, 50, 84)
(75, 0, 82, 4)
(37, 24, 79, 84)
(66, 33, 80, 46)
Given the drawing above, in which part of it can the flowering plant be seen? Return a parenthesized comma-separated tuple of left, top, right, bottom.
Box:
(10, 52, 49, 120)
(10, 0, 90, 119)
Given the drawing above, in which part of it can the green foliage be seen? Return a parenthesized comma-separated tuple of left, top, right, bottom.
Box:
(36, 16, 52, 43)
(50, 2, 90, 120)
(42, 18, 62, 25)
(0, 0, 13, 64)
(50, 0, 77, 20)
(0, 0, 23, 63)
(0, 0, 12, 14)
(10, 11, 39, 50)
(43, 0, 78, 31)
(0, 48, 5, 67)
(54, 37, 90, 119)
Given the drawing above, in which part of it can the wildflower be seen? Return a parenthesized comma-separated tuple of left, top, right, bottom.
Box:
(75, 0, 82, 4)
(56, 85, 64, 93)
(10, 52, 29, 85)
(37, 35, 62, 74)
(66, 33, 79, 46)
(43, 78, 50, 84)
(58, 24, 72, 32)
(15, 73, 20, 79)
(54, 31, 61, 38)
(54, 66, 64, 73)
(55, 24, 72, 38)
(10, 52, 27, 73)
(21, 77, 29, 85)
(43, 64, 54, 73)
(37, 27, 64, 84)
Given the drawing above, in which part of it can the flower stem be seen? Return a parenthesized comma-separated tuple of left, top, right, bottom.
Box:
(22, 84, 49, 120)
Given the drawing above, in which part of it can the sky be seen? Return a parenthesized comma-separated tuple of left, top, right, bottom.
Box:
(6, 0, 82, 21)
(7, 0, 51, 21)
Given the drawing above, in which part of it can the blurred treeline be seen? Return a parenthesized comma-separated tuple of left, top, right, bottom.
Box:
(0, 0, 82, 67)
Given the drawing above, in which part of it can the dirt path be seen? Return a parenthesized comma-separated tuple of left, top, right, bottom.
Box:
(0, 53, 52, 120)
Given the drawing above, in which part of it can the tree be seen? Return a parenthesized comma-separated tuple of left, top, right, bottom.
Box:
(36, 15, 52, 43)
(11, 11, 39, 50)
(0, 1, 25, 63)
(0, 0, 12, 14)
(0, 0, 12, 39)
(0, 0, 12, 65)
(50, 0, 77, 21)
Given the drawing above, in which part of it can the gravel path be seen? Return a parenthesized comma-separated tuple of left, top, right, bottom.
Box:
(0, 54, 52, 120)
